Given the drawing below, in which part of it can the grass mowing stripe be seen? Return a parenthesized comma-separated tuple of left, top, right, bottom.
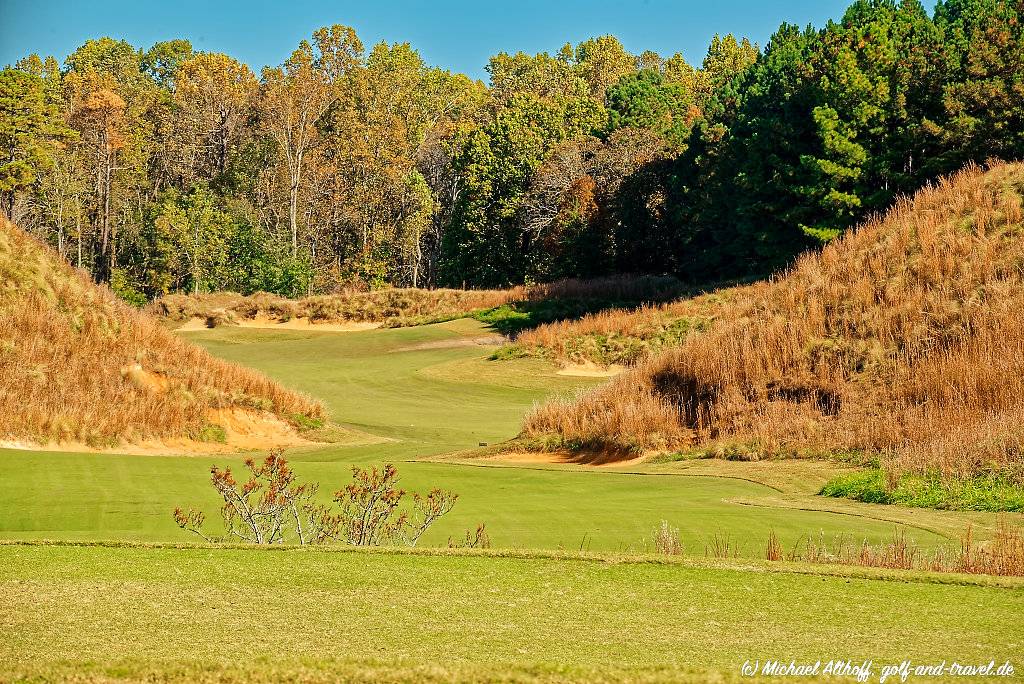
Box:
(2, 539, 1021, 588)
(1, 544, 1021, 683)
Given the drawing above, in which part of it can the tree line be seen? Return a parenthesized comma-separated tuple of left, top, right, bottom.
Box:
(1, 0, 1021, 300)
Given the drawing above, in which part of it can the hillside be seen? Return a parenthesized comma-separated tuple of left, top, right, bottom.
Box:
(504, 284, 754, 368)
(0, 219, 323, 449)
(149, 276, 687, 332)
(525, 163, 1024, 488)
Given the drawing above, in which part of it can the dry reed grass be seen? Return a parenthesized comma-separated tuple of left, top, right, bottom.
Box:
(0, 220, 323, 446)
(524, 162, 1024, 485)
(778, 519, 1024, 577)
(514, 287, 751, 366)
(653, 520, 684, 555)
(149, 275, 686, 329)
(150, 288, 521, 328)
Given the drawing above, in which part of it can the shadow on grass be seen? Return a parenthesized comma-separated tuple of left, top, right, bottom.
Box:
(473, 297, 661, 336)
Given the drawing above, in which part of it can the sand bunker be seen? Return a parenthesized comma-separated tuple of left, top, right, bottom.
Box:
(0, 406, 315, 456)
(555, 361, 625, 377)
(120, 363, 170, 393)
(487, 450, 647, 467)
(176, 315, 381, 332)
(394, 335, 507, 352)
(205, 407, 315, 450)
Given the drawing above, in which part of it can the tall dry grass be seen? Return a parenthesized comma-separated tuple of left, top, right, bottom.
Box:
(150, 287, 522, 327)
(0, 220, 323, 446)
(776, 520, 1024, 577)
(525, 162, 1024, 484)
(514, 287, 750, 365)
(149, 275, 686, 329)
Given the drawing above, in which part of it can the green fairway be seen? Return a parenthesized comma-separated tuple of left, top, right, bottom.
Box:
(1, 543, 1020, 683)
(0, 449, 956, 552)
(181, 318, 583, 454)
(0, 320, 970, 553)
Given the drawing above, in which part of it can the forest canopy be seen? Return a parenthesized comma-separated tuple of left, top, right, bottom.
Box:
(2, 0, 1022, 299)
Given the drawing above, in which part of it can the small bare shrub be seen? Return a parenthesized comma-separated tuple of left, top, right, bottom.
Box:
(705, 531, 738, 558)
(449, 523, 492, 549)
(174, 450, 330, 544)
(653, 520, 683, 555)
(332, 463, 457, 547)
(174, 452, 460, 547)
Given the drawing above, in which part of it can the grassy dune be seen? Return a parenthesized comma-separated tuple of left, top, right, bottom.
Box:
(2, 543, 1021, 683)
(525, 163, 1024, 497)
(0, 219, 322, 447)
(506, 285, 752, 367)
(150, 275, 687, 330)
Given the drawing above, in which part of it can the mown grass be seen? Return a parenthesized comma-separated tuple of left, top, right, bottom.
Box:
(1, 445, 951, 553)
(1, 542, 1021, 683)
(822, 469, 1024, 512)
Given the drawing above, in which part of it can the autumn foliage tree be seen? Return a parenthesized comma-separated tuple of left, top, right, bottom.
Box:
(259, 25, 362, 258)
(71, 86, 126, 281)
(173, 52, 257, 181)
(5, 3, 1024, 298)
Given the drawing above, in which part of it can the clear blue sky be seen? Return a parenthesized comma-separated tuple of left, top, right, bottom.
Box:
(2, 0, 881, 80)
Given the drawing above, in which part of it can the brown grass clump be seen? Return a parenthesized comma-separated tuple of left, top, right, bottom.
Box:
(149, 275, 686, 329)
(524, 161, 1024, 485)
(0, 219, 323, 447)
(150, 287, 522, 328)
(776, 519, 1024, 577)
(955, 520, 1024, 576)
(526, 374, 691, 452)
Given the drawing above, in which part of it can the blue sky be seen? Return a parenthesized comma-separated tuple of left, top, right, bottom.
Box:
(3, 0, 877, 80)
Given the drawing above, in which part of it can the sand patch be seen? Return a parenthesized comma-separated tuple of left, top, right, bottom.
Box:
(176, 315, 380, 332)
(0, 436, 239, 456)
(556, 361, 625, 377)
(205, 407, 314, 450)
(395, 335, 507, 352)
(120, 363, 170, 393)
(487, 450, 648, 468)
(0, 407, 315, 456)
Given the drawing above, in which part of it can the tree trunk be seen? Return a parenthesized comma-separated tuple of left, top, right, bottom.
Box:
(289, 176, 299, 257)
(99, 145, 114, 281)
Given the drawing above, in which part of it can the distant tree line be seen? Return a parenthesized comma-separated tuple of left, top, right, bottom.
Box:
(1, 0, 1021, 299)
